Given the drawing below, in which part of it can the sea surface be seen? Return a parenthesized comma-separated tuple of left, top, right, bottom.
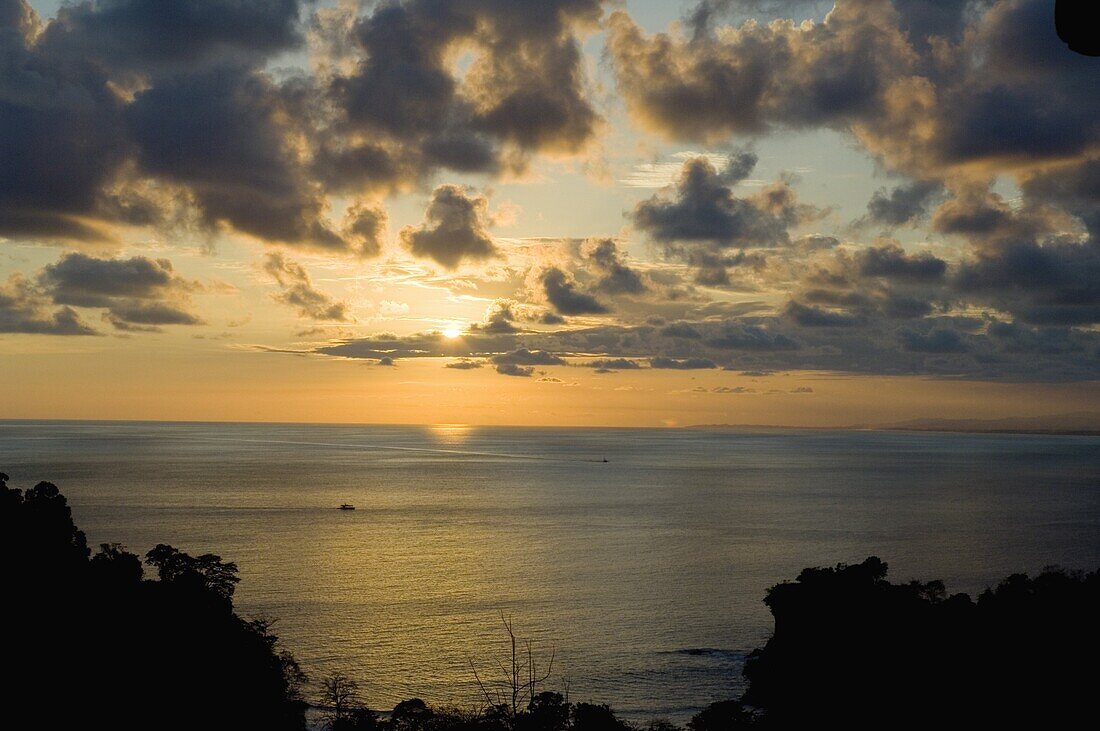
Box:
(3, 420, 1099, 722)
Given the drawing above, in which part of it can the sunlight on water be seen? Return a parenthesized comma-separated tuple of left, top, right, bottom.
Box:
(2, 421, 1098, 722)
(428, 423, 474, 447)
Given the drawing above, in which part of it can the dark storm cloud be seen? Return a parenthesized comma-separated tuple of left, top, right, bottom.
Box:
(324, 0, 603, 178)
(631, 156, 793, 247)
(0, 274, 97, 335)
(857, 243, 946, 281)
(609, 1, 1098, 181)
(0, 1, 344, 249)
(468, 299, 560, 335)
(37, 252, 204, 330)
(305, 313, 1100, 381)
(540, 267, 609, 315)
(630, 155, 821, 285)
(103, 301, 204, 327)
(660, 321, 702, 339)
(580, 239, 646, 295)
(36, 0, 305, 71)
(40, 253, 193, 307)
(2, 0, 604, 249)
(924, 185, 1100, 326)
(863, 180, 944, 227)
(399, 186, 498, 269)
(608, 1, 911, 141)
(471, 301, 521, 334)
(492, 348, 566, 367)
(342, 202, 388, 258)
(125, 64, 348, 252)
(784, 301, 862, 327)
(263, 252, 350, 322)
(781, 241, 949, 327)
(0, 1, 128, 242)
(1020, 158, 1100, 241)
(899, 327, 969, 353)
(445, 359, 483, 369)
(650, 356, 717, 370)
(704, 323, 799, 350)
(955, 241, 1100, 326)
(495, 363, 534, 377)
(583, 358, 642, 370)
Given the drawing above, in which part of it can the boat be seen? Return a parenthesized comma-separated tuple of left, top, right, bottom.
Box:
(339, 503, 356, 510)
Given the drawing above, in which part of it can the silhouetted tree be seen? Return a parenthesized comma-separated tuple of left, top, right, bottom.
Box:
(571, 703, 631, 731)
(730, 556, 1099, 727)
(520, 691, 571, 731)
(2, 473, 308, 731)
(687, 700, 756, 730)
(90, 542, 144, 585)
(391, 698, 435, 731)
(471, 614, 556, 724)
(322, 673, 378, 730)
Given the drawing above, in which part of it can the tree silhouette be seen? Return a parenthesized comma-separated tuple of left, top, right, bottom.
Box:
(693, 556, 1100, 728)
(2, 473, 307, 731)
(471, 614, 556, 724)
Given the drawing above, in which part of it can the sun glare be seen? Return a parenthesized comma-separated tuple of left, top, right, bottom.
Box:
(442, 327, 462, 339)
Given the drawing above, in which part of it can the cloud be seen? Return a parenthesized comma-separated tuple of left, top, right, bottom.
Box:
(863, 180, 944, 227)
(610, 1, 1099, 183)
(584, 358, 642, 370)
(496, 363, 534, 377)
(1, 0, 604, 248)
(321, 0, 604, 190)
(925, 184, 1100, 326)
(650, 356, 717, 369)
(857, 243, 946, 281)
(125, 64, 351, 251)
(711, 385, 755, 394)
(630, 155, 820, 283)
(343, 201, 388, 257)
(492, 348, 566, 366)
(632, 155, 790, 246)
(580, 238, 647, 295)
(39, 252, 204, 330)
(705, 323, 799, 350)
(306, 312, 1100, 381)
(785, 301, 862, 327)
(399, 185, 498, 268)
(445, 359, 483, 370)
(263, 252, 350, 321)
(607, 3, 913, 142)
(0, 1, 363, 251)
(899, 327, 969, 353)
(540, 267, 608, 315)
(0, 274, 97, 335)
(955, 240, 1100, 326)
(39, 0, 306, 72)
(660, 321, 702, 339)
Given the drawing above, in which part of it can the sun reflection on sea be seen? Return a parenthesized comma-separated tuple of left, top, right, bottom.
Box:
(428, 423, 473, 446)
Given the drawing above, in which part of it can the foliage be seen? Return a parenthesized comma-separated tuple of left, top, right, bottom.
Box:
(2, 472, 307, 730)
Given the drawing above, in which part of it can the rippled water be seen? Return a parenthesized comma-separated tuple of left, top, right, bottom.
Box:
(3, 420, 1098, 721)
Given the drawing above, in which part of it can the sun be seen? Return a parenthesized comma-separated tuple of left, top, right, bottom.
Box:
(442, 327, 462, 339)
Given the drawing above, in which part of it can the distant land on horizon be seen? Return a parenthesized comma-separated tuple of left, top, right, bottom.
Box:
(688, 412, 1100, 436)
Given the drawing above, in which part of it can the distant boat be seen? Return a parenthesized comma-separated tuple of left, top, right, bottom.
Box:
(602, 458, 609, 463)
(339, 503, 356, 511)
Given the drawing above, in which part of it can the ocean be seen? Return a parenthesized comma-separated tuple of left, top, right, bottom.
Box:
(2, 420, 1098, 722)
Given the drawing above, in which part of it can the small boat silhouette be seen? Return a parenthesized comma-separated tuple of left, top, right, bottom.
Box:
(338, 503, 356, 511)
(602, 458, 609, 463)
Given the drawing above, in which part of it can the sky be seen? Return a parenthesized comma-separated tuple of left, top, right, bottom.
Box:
(2, 0, 1099, 427)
